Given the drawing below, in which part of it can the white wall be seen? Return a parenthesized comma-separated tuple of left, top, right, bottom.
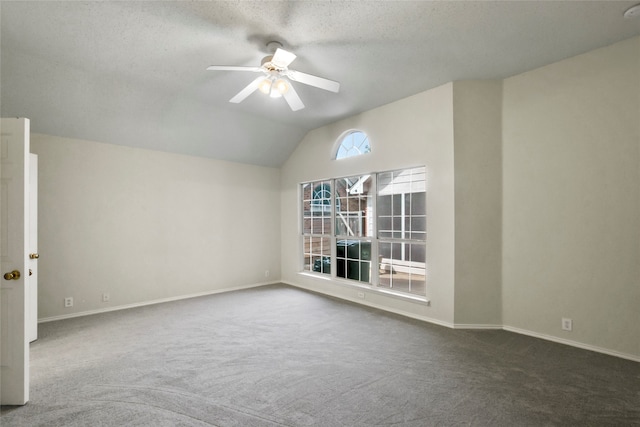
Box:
(281, 84, 457, 325)
(452, 81, 503, 326)
(32, 134, 281, 319)
(502, 36, 640, 358)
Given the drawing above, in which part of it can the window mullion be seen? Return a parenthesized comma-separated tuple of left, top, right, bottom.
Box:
(371, 175, 379, 289)
(330, 178, 337, 280)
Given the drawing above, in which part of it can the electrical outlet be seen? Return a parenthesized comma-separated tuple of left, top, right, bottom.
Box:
(102, 293, 110, 303)
(562, 318, 572, 331)
(357, 291, 365, 299)
(64, 297, 73, 308)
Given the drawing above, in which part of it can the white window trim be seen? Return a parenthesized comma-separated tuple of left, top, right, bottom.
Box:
(300, 166, 427, 301)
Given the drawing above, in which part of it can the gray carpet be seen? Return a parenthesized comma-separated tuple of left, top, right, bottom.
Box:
(1, 284, 639, 426)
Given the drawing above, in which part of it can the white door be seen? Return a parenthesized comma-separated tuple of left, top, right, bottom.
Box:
(0, 118, 30, 405)
(29, 153, 38, 342)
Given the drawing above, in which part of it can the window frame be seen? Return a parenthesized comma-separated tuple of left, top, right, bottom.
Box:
(376, 167, 427, 297)
(300, 166, 427, 301)
(301, 180, 335, 276)
(334, 174, 375, 284)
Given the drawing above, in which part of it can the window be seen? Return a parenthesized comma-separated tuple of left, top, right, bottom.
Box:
(302, 181, 333, 275)
(335, 175, 373, 283)
(300, 167, 427, 298)
(335, 131, 371, 159)
(377, 168, 426, 296)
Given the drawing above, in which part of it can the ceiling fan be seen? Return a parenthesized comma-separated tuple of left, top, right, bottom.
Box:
(206, 42, 340, 111)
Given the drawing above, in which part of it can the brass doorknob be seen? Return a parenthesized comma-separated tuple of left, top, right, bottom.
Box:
(3, 270, 21, 280)
(29, 253, 39, 259)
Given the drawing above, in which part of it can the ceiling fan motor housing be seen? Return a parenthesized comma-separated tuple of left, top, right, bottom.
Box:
(261, 56, 284, 72)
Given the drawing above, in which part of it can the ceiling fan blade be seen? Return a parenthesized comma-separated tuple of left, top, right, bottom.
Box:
(207, 65, 263, 72)
(271, 48, 297, 68)
(283, 83, 305, 111)
(286, 70, 340, 93)
(229, 76, 265, 103)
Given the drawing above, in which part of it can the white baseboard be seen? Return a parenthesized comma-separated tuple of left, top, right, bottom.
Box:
(350, 297, 453, 328)
(453, 323, 503, 330)
(502, 325, 640, 363)
(282, 280, 454, 329)
(38, 281, 277, 323)
(283, 281, 639, 363)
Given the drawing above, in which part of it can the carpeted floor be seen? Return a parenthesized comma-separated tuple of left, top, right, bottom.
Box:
(1, 284, 639, 426)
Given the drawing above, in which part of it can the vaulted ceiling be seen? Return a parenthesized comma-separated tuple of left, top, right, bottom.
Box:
(2, 1, 639, 167)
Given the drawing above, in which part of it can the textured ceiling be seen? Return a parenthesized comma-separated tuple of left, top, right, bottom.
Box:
(2, 1, 639, 167)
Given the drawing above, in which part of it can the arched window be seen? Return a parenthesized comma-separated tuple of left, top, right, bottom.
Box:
(335, 131, 371, 160)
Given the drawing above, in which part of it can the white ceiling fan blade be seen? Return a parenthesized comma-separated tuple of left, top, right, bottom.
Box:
(207, 65, 263, 72)
(229, 76, 265, 103)
(286, 70, 340, 93)
(283, 83, 305, 111)
(271, 48, 297, 68)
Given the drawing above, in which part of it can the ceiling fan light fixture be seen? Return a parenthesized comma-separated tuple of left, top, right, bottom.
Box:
(258, 78, 272, 94)
(273, 78, 289, 95)
(269, 85, 282, 98)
